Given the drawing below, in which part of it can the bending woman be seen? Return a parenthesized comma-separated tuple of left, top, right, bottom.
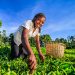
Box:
(10, 13, 46, 70)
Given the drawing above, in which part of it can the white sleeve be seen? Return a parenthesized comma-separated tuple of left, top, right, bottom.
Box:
(37, 33, 40, 36)
(21, 20, 31, 30)
(37, 29, 40, 36)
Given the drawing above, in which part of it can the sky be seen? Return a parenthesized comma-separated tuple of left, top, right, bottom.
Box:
(0, 0, 75, 40)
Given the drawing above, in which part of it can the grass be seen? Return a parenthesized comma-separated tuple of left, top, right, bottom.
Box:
(65, 49, 75, 54)
(0, 46, 75, 75)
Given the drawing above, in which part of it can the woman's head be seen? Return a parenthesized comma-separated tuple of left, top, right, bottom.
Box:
(32, 13, 46, 28)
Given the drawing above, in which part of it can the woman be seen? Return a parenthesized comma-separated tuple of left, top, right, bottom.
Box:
(10, 13, 46, 71)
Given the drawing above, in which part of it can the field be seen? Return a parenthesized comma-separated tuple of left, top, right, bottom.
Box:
(0, 45, 75, 75)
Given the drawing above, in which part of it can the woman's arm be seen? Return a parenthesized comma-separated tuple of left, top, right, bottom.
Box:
(34, 35, 45, 61)
(22, 27, 37, 70)
(34, 35, 41, 54)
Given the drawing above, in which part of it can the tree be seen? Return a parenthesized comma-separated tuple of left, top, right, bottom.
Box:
(29, 37, 36, 47)
(0, 20, 2, 28)
(55, 38, 60, 42)
(40, 34, 52, 46)
(2, 30, 6, 37)
(9, 33, 14, 44)
(0, 20, 2, 44)
(67, 36, 75, 49)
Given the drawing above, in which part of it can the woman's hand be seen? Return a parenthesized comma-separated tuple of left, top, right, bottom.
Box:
(39, 51, 45, 62)
(28, 54, 37, 70)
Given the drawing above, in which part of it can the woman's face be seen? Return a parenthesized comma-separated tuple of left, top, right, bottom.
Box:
(35, 17, 45, 28)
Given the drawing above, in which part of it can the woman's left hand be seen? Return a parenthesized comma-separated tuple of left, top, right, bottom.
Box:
(39, 51, 45, 62)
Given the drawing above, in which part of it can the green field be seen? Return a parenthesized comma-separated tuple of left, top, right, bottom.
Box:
(0, 46, 75, 75)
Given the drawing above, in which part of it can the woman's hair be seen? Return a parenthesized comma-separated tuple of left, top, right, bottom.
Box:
(32, 13, 46, 33)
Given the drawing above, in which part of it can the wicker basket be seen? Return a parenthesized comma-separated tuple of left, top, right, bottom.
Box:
(46, 43, 65, 58)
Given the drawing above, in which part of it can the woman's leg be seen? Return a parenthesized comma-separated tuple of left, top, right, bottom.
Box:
(19, 44, 28, 59)
(10, 40, 19, 59)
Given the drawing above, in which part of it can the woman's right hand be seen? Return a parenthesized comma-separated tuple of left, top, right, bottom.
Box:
(28, 54, 37, 70)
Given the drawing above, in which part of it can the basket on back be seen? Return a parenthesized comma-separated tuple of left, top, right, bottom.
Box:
(46, 43, 65, 58)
